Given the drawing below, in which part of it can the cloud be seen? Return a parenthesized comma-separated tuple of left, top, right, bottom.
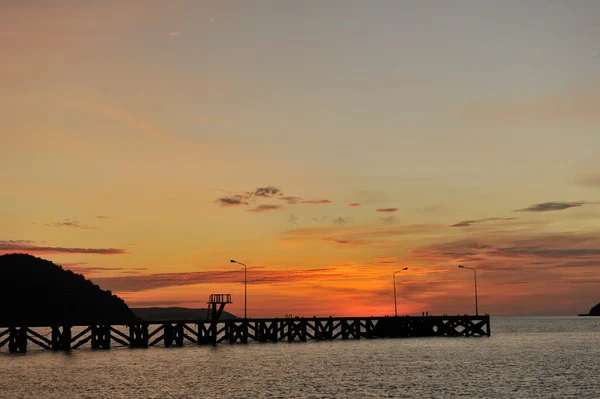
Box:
(321, 238, 394, 247)
(62, 265, 147, 275)
(96, 216, 117, 220)
(59, 262, 89, 268)
(514, 201, 592, 212)
(280, 223, 443, 245)
(215, 196, 248, 207)
(280, 197, 331, 205)
(348, 203, 361, 207)
(288, 214, 299, 223)
(467, 244, 491, 249)
(0, 240, 127, 255)
(169, 32, 180, 36)
(411, 232, 600, 269)
(301, 200, 332, 204)
(332, 217, 351, 225)
(129, 300, 186, 307)
(0, 240, 35, 246)
(280, 196, 301, 204)
(44, 218, 96, 230)
(380, 215, 396, 224)
(579, 175, 600, 187)
(76, 101, 164, 139)
(376, 208, 398, 213)
(215, 186, 333, 209)
(321, 238, 366, 246)
(461, 82, 600, 127)
(451, 217, 516, 227)
(497, 247, 600, 258)
(91, 268, 349, 292)
(253, 186, 283, 197)
(215, 186, 283, 207)
(247, 205, 282, 213)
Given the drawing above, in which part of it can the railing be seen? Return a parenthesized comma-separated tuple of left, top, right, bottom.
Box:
(208, 294, 232, 303)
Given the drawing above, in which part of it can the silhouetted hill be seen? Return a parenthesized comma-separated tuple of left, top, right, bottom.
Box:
(132, 307, 237, 321)
(0, 254, 135, 326)
(579, 302, 600, 316)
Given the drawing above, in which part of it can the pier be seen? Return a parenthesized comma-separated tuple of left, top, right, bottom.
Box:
(0, 294, 490, 353)
(0, 315, 490, 353)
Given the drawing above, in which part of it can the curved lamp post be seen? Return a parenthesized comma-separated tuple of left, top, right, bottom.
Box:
(230, 260, 247, 319)
(393, 267, 408, 316)
(458, 265, 478, 315)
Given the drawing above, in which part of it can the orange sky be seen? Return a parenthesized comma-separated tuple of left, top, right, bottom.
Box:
(1, 1, 599, 316)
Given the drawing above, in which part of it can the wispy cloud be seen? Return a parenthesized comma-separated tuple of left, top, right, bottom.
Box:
(462, 82, 600, 127)
(380, 215, 396, 224)
(451, 217, 516, 227)
(0, 240, 127, 255)
(280, 223, 442, 244)
(77, 101, 164, 139)
(129, 300, 186, 307)
(376, 208, 398, 213)
(62, 265, 148, 276)
(44, 218, 97, 230)
(332, 217, 351, 225)
(514, 201, 592, 212)
(92, 268, 349, 292)
(280, 197, 331, 205)
(247, 205, 282, 213)
(280, 196, 301, 204)
(348, 203, 361, 207)
(321, 238, 367, 246)
(215, 196, 248, 207)
(321, 238, 394, 247)
(411, 232, 600, 267)
(169, 31, 181, 36)
(301, 199, 332, 205)
(96, 216, 117, 220)
(497, 247, 600, 258)
(579, 174, 600, 187)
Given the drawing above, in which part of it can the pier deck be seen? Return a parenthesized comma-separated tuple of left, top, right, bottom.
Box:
(0, 315, 490, 353)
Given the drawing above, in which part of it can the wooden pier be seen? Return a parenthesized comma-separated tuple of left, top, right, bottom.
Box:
(0, 315, 490, 353)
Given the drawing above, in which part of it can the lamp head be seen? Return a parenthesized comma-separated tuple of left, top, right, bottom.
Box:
(402, 267, 408, 270)
(458, 265, 465, 268)
(230, 260, 236, 263)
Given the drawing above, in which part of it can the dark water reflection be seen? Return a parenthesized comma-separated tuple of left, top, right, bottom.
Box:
(2, 316, 599, 398)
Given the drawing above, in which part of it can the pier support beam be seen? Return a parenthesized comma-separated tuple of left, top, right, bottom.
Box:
(51, 325, 71, 351)
(129, 323, 149, 348)
(8, 327, 27, 353)
(91, 324, 111, 349)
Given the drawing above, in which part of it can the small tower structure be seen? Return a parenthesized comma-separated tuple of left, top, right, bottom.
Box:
(207, 294, 232, 322)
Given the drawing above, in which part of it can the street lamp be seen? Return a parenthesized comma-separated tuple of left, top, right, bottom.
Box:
(458, 265, 478, 315)
(230, 260, 247, 319)
(393, 267, 408, 317)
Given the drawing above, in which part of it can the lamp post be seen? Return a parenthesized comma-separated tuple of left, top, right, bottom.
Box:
(458, 265, 478, 315)
(393, 267, 408, 317)
(230, 260, 247, 319)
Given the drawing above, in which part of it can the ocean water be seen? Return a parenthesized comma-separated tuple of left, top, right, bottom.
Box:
(1, 316, 599, 399)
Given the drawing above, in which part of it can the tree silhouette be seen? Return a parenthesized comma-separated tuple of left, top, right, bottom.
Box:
(0, 253, 135, 326)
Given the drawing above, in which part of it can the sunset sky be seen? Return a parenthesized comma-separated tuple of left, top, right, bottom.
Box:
(2, 0, 599, 317)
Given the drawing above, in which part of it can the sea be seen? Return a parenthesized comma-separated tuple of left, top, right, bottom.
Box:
(1, 316, 599, 399)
